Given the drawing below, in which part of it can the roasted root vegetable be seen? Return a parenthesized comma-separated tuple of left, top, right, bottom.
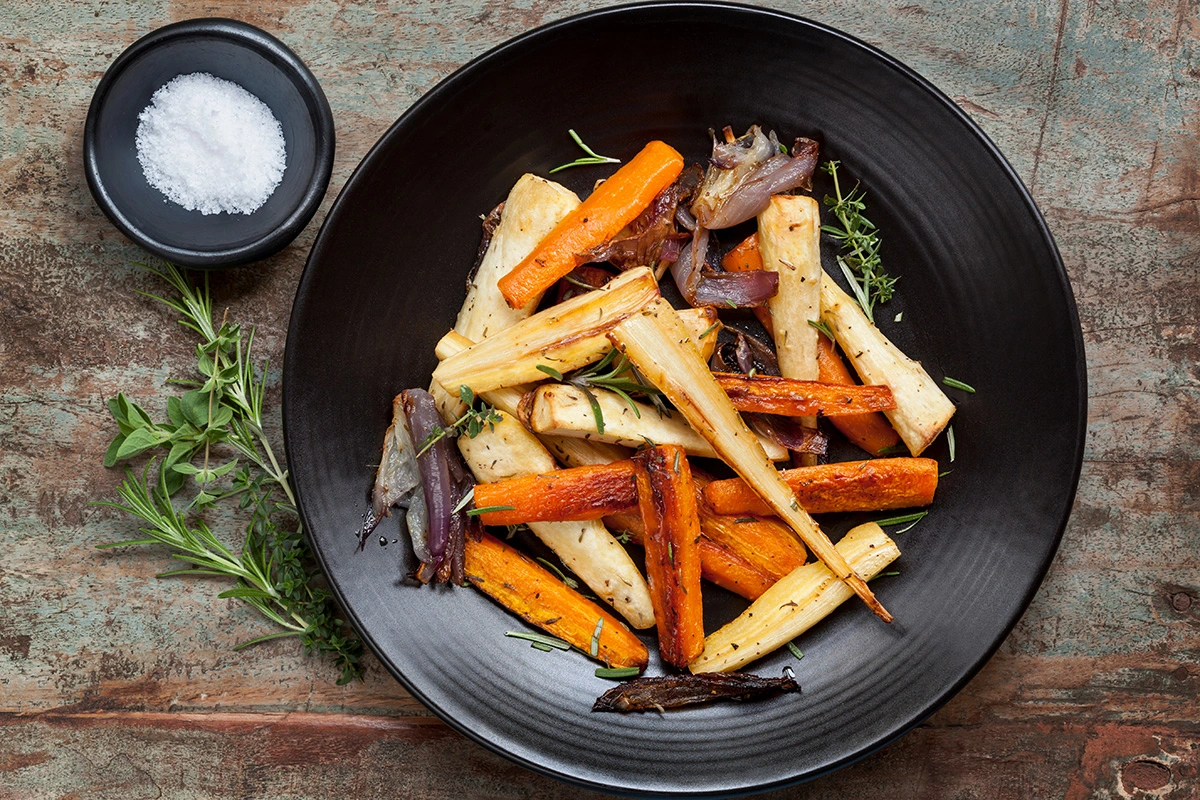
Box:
(473, 462, 638, 526)
(693, 479, 807, 581)
(592, 672, 800, 712)
(603, 510, 778, 602)
(816, 335, 902, 455)
(464, 532, 649, 668)
(821, 274, 955, 455)
(690, 523, 900, 673)
(608, 298, 892, 622)
(433, 266, 660, 395)
(633, 445, 705, 668)
(498, 140, 685, 309)
(455, 174, 581, 340)
(714, 372, 896, 417)
(457, 413, 654, 629)
(702, 457, 939, 517)
(525, 383, 790, 462)
(697, 539, 776, 600)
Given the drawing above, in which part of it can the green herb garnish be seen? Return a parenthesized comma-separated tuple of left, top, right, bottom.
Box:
(505, 630, 571, 650)
(874, 510, 928, 534)
(942, 377, 976, 393)
(536, 557, 579, 590)
(561, 347, 667, 434)
(698, 321, 721, 340)
(536, 364, 565, 381)
(466, 505, 516, 517)
(786, 641, 805, 661)
(590, 617, 604, 658)
(595, 666, 641, 679)
(876, 444, 908, 456)
(821, 160, 896, 323)
(95, 262, 362, 685)
(417, 385, 502, 457)
(807, 318, 836, 341)
(947, 424, 957, 462)
(549, 129, 621, 174)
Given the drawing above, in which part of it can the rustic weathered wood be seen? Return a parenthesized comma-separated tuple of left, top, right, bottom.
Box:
(1, 0, 1198, 797)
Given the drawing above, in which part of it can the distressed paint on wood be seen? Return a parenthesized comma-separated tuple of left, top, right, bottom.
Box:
(1, 0, 1198, 797)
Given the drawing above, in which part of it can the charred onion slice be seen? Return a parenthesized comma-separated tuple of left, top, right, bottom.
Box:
(592, 672, 801, 712)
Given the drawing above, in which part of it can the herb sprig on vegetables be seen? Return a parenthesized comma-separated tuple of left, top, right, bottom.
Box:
(820, 160, 896, 323)
(549, 129, 621, 174)
(96, 262, 363, 685)
(416, 384, 502, 457)
(558, 348, 666, 434)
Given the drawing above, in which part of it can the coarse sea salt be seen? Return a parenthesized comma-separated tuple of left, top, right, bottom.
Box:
(135, 72, 287, 215)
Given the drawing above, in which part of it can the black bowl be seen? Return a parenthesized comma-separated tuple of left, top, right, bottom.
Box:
(83, 18, 334, 268)
(284, 2, 1085, 795)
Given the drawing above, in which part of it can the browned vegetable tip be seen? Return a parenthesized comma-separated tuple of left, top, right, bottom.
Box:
(633, 445, 705, 669)
(702, 457, 940, 517)
(473, 461, 638, 526)
(697, 539, 775, 600)
(692, 472, 807, 582)
(714, 372, 897, 417)
(592, 672, 801, 712)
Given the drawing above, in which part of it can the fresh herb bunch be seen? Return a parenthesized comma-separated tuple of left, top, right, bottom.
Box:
(96, 262, 363, 685)
(820, 160, 896, 323)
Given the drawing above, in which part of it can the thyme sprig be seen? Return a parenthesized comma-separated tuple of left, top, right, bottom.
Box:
(820, 160, 896, 323)
(97, 262, 362, 685)
(549, 129, 621, 174)
(416, 385, 502, 457)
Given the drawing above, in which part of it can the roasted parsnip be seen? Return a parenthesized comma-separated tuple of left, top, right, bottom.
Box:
(690, 523, 899, 673)
(455, 174, 582, 341)
(821, 274, 956, 455)
(433, 266, 659, 394)
(608, 298, 892, 622)
(759, 195, 823, 461)
(525, 383, 790, 462)
(458, 413, 654, 629)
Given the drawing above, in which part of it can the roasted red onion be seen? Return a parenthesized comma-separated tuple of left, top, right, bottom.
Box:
(587, 167, 700, 270)
(367, 394, 429, 556)
(748, 413, 828, 455)
(690, 126, 820, 230)
(670, 227, 779, 308)
(403, 389, 455, 579)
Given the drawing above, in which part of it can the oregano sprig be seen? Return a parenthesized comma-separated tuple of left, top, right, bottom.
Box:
(96, 262, 363, 685)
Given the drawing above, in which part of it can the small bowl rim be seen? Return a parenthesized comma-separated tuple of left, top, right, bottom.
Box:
(83, 17, 335, 268)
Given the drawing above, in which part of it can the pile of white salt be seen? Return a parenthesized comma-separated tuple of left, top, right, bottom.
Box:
(135, 72, 287, 215)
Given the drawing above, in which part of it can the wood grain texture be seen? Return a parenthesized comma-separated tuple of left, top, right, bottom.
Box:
(1, 0, 1197, 797)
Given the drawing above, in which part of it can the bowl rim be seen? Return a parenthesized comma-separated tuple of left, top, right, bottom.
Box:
(82, 17, 335, 268)
(284, 1, 1086, 794)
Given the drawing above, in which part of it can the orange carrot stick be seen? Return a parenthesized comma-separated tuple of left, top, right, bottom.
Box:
(697, 539, 775, 600)
(632, 445, 704, 668)
(692, 472, 807, 581)
(817, 335, 902, 455)
(498, 141, 685, 309)
(605, 508, 780, 601)
(721, 232, 774, 336)
(463, 532, 648, 669)
(473, 462, 637, 526)
(714, 372, 896, 417)
(703, 458, 940, 517)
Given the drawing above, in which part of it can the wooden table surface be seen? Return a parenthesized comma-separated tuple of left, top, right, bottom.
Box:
(2, 1, 1197, 797)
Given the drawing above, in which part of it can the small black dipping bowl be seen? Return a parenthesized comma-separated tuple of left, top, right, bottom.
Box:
(84, 18, 335, 268)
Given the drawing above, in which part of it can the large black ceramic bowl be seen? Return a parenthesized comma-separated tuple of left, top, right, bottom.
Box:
(84, 18, 334, 268)
(283, 3, 1085, 795)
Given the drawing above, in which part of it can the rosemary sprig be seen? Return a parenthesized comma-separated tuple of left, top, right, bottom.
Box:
(561, 348, 666, 434)
(549, 129, 621, 174)
(97, 262, 362, 684)
(821, 160, 896, 323)
(942, 376, 976, 393)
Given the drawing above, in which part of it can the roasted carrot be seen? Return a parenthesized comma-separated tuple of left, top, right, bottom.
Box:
(697, 539, 775, 600)
(714, 372, 896, 417)
(721, 232, 773, 335)
(606, 507, 782, 601)
(633, 445, 705, 668)
(473, 462, 638, 526)
(498, 141, 685, 309)
(693, 472, 807, 581)
(703, 457, 940, 517)
(817, 335, 902, 455)
(463, 532, 649, 669)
